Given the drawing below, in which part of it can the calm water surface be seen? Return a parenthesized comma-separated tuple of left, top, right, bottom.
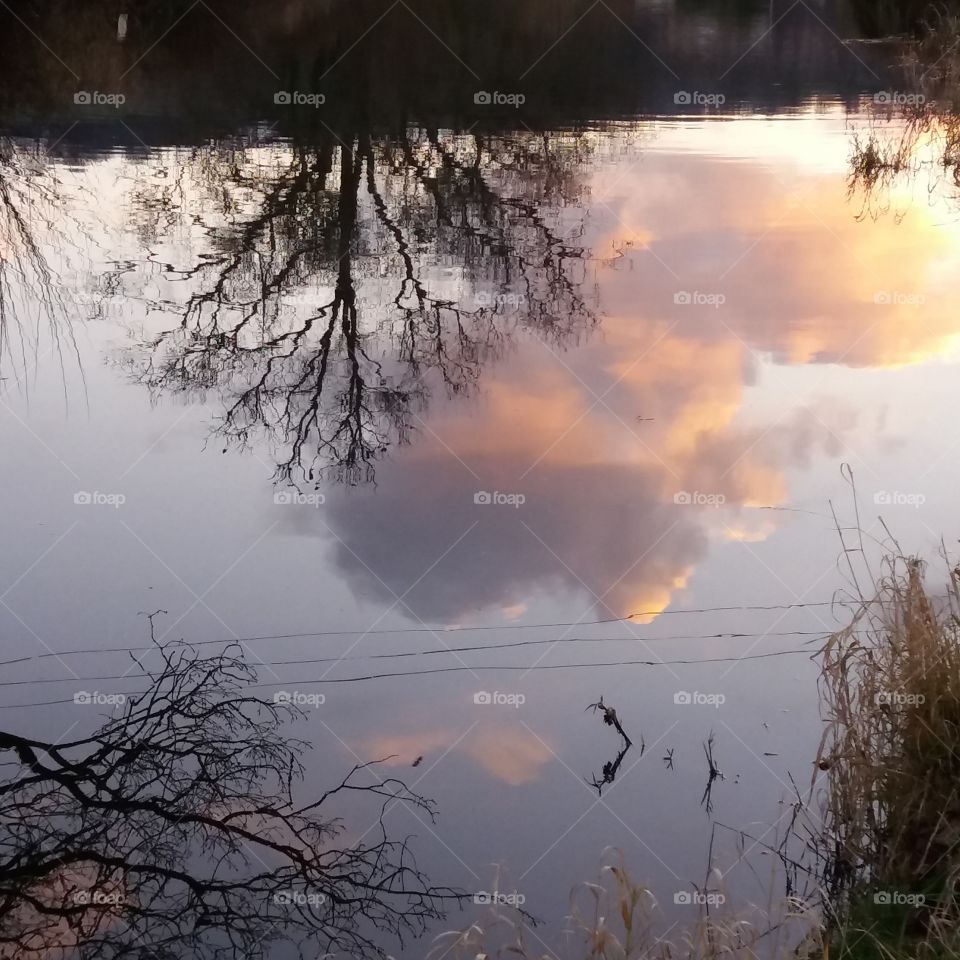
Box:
(1, 1, 956, 955)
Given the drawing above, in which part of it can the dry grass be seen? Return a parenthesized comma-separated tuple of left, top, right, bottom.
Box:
(904, 6, 960, 110)
(428, 851, 822, 960)
(846, 7, 960, 215)
(848, 131, 912, 189)
(817, 554, 960, 957)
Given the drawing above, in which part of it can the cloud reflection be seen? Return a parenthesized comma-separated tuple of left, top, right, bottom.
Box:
(317, 118, 960, 624)
(362, 725, 553, 787)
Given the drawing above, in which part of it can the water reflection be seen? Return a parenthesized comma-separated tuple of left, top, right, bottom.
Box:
(0, 0, 887, 132)
(364, 726, 555, 787)
(304, 113, 960, 623)
(0, 638, 460, 959)
(584, 697, 634, 795)
(133, 131, 595, 484)
(12, 107, 957, 634)
(5, 104, 960, 630)
(2, 3, 960, 958)
(0, 143, 83, 396)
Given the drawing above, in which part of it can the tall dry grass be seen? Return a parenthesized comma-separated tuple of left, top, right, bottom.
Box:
(904, 5, 960, 110)
(817, 554, 960, 957)
(428, 851, 823, 959)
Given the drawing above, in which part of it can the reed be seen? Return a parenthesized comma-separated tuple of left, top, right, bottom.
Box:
(817, 554, 960, 958)
(428, 850, 822, 959)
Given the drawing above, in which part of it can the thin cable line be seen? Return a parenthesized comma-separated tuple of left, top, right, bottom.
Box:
(0, 648, 817, 709)
(0, 629, 842, 686)
(0, 600, 859, 669)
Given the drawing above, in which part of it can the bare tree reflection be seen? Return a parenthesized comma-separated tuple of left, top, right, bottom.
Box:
(133, 128, 595, 485)
(0, 632, 460, 959)
(0, 140, 82, 398)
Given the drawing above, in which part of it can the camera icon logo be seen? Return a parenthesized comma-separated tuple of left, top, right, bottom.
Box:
(274, 91, 292, 105)
(673, 291, 692, 305)
(673, 691, 692, 705)
(474, 91, 492, 105)
(273, 491, 294, 505)
(473, 691, 492, 705)
(74, 491, 92, 505)
(474, 491, 492, 505)
(74, 91, 92, 105)
(674, 891, 692, 904)
(673, 491, 692, 505)
(674, 91, 692, 105)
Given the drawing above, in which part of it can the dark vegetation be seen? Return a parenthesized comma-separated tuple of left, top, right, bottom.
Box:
(0, 0, 885, 133)
(0, 631, 461, 959)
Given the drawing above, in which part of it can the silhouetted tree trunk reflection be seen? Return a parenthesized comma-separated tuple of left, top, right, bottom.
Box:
(135, 128, 596, 485)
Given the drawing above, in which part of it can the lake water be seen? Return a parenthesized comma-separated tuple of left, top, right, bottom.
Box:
(0, 1, 956, 956)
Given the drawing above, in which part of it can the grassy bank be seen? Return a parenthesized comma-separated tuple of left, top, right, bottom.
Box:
(819, 556, 960, 958)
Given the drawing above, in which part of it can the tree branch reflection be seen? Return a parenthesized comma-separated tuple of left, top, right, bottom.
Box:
(134, 129, 596, 485)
